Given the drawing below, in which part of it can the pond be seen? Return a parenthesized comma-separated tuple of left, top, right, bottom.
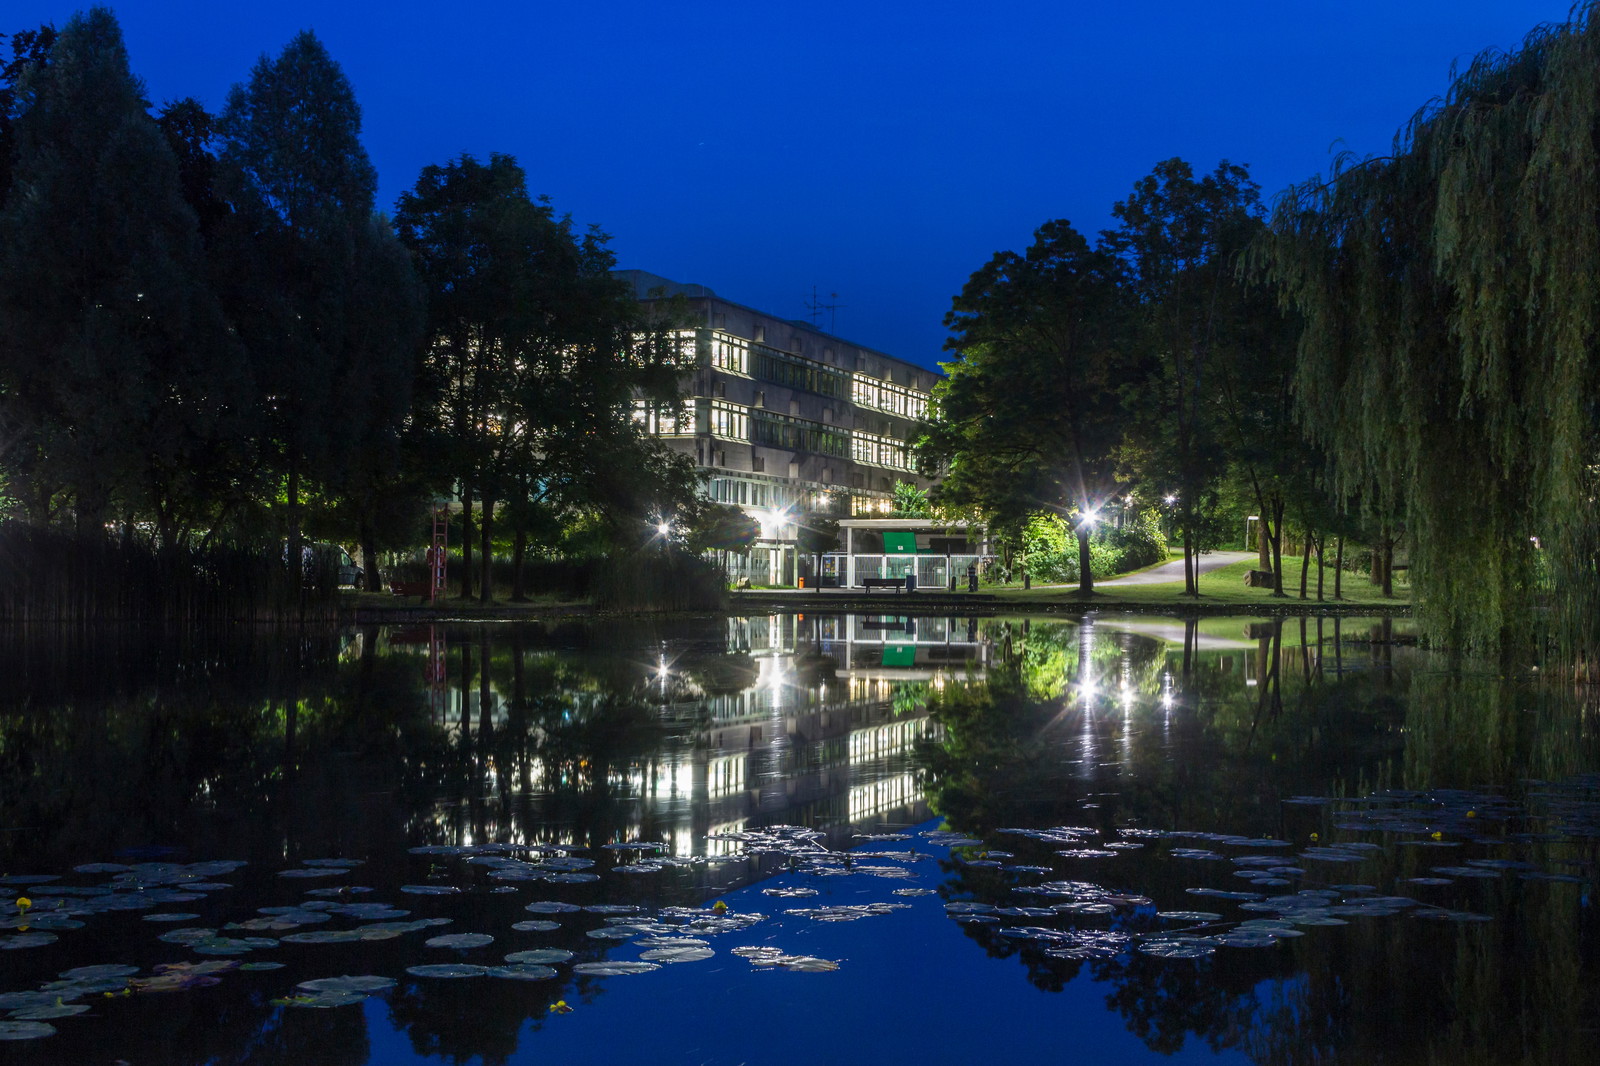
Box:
(0, 613, 1595, 1065)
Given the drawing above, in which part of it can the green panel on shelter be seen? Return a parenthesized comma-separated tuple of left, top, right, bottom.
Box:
(881, 644, 916, 667)
(883, 532, 920, 554)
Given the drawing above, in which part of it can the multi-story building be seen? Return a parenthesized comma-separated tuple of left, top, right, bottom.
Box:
(620, 270, 938, 585)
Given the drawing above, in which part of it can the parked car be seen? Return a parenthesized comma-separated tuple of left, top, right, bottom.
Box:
(288, 542, 364, 588)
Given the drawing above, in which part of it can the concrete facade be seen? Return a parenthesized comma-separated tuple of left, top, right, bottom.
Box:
(620, 270, 937, 585)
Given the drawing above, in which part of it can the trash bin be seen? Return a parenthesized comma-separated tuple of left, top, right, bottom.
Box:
(798, 577, 805, 588)
(905, 573, 917, 593)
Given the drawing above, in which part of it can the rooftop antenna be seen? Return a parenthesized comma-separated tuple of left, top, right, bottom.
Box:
(804, 286, 845, 333)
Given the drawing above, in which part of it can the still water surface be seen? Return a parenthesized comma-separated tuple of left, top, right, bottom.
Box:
(0, 613, 1595, 1065)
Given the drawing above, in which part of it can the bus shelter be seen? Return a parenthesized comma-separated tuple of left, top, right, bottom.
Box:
(819, 519, 993, 591)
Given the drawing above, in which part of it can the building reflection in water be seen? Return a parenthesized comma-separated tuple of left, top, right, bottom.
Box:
(390, 614, 988, 890)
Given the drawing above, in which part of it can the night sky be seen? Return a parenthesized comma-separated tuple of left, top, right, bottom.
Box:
(13, 1, 1575, 368)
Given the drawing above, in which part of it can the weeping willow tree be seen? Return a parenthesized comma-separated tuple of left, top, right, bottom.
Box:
(1259, 8, 1600, 673)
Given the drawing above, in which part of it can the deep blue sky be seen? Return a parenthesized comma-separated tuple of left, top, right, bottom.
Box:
(16, 1, 1575, 368)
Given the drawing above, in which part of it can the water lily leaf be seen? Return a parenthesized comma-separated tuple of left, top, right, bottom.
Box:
(143, 913, 202, 923)
(281, 930, 364, 944)
(503, 949, 573, 964)
(277, 868, 344, 879)
(545, 873, 599, 883)
(400, 885, 460, 895)
(942, 902, 995, 914)
(405, 964, 487, 978)
(239, 962, 287, 971)
(583, 904, 641, 915)
(60, 964, 139, 980)
(586, 928, 639, 940)
(1216, 933, 1281, 948)
(893, 888, 936, 896)
(1137, 937, 1217, 959)
(484, 964, 558, 980)
(1157, 911, 1222, 922)
(2, 933, 58, 949)
(277, 991, 368, 1008)
(300, 859, 364, 868)
(524, 902, 581, 914)
(571, 961, 660, 976)
(425, 933, 494, 949)
(296, 975, 397, 993)
(638, 945, 714, 963)
(511, 920, 560, 932)
(0, 1020, 56, 1040)
(634, 937, 709, 949)
(748, 955, 839, 972)
(731, 946, 786, 960)
(10, 1004, 90, 1020)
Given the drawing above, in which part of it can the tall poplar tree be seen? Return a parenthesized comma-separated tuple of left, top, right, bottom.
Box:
(216, 30, 378, 568)
(0, 7, 246, 538)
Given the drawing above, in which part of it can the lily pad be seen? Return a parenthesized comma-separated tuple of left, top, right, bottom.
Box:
(425, 933, 494, 949)
(60, 964, 139, 980)
(1, 933, 58, 950)
(638, 945, 714, 963)
(10, 1004, 91, 1020)
(405, 964, 487, 978)
(503, 948, 573, 964)
(511, 920, 560, 932)
(524, 901, 582, 914)
(1137, 937, 1217, 959)
(0, 1020, 56, 1040)
(296, 975, 397, 993)
(747, 955, 840, 972)
(277, 991, 367, 1008)
(571, 961, 661, 976)
(484, 964, 558, 981)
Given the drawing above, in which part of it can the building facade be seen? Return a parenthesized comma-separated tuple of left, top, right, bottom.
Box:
(621, 270, 938, 585)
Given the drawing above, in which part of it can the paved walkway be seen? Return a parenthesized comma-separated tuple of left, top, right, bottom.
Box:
(1094, 550, 1256, 587)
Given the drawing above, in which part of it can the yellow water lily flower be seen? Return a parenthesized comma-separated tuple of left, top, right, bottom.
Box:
(15, 897, 30, 914)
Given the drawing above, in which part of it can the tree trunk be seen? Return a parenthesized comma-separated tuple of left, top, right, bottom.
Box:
(1315, 534, 1325, 601)
(286, 459, 302, 585)
(511, 527, 528, 602)
(1257, 514, 1270, 570)
(1334, 536, 1344, 600)
(479, 499, 493, 604)
(1076, 527, 1094, 594)
(359, 515, 381, 592)
(1182, 507, 1197, 596)
(1381, 532, 1395, 598)
(1298, 528, 1311, 599)
(460, 484, 474, 600)
(1270, 498, 1286, 597)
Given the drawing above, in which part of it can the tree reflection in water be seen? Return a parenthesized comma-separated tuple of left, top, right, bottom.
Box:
(916, 616, 1600, 1066)
(0, 615, 1594, 1065)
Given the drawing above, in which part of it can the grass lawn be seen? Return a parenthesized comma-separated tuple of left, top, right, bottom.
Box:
(989, 553, 1410, 609)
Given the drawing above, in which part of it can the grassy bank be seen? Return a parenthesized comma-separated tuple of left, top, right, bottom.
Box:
(990, 553, 1408, 608)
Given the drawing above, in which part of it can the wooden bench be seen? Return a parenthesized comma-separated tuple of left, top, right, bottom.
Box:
(861, 577, 908, 593)
(390, 580, 432, 602)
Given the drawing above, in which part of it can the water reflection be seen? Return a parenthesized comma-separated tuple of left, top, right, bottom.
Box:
(0, 614, 1594, 1066)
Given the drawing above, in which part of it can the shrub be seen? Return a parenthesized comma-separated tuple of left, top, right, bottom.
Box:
(1104, 507, 1167, 573)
